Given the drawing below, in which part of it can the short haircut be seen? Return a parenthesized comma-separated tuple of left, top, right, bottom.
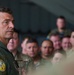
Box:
(0, 7, 12, 15)
(41, 39, 53, 47)
(14, 28, 19, 38)
(52, 50, 66, 57)
(26, 38, 39, 46)
(57, 16, 66, 21)
(62, 35, 70, 41)
(49, 31, 60, 38)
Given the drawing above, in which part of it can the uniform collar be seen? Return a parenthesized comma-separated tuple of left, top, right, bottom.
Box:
(0, 41, 14, 56)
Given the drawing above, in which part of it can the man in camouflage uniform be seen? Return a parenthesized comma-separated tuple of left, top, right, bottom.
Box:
(26, 38, 47, 71)
(7, 29, 33, 75)
(47, 16, 71, 39)
(41, 39, 54, 61)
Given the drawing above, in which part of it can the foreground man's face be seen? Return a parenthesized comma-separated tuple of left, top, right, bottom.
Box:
(0, 12, 14, 39)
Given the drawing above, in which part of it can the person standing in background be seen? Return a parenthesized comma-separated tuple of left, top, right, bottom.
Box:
(47, 16, 71, 39)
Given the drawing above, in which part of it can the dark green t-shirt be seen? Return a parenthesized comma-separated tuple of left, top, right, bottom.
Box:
(47, 28, 71, 39)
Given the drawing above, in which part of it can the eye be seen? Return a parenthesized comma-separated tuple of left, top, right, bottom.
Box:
(44, 47, 46, 49)
(49, 47, 53, 48)
(3, 20, 9, 25)
(28, 47, 31, 49)
(72, 36, 74, 38)
(33, 46, 37, 48)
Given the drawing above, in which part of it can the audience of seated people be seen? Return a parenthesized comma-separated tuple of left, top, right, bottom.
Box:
(7, 15, 74, 75)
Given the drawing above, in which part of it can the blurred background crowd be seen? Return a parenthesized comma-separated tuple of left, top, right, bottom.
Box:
(7, 16, 74, 75)
(0, 0, 74, 75)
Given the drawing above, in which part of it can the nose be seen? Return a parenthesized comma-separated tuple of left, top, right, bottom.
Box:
(30, 48, 34, 52)
(45, 48, 49, 51)
(9, 22, 14, 28)
(9, 39, 14, 43)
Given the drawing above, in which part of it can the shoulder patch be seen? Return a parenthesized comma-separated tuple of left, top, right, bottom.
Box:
(0, 59, 6, 72)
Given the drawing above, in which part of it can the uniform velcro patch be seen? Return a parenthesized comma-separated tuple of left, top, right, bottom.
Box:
(0, 59, 6, 72)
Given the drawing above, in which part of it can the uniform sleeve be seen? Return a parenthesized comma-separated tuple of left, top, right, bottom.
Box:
(0, 59, 6, 75)
(26, 59, 35, 74)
